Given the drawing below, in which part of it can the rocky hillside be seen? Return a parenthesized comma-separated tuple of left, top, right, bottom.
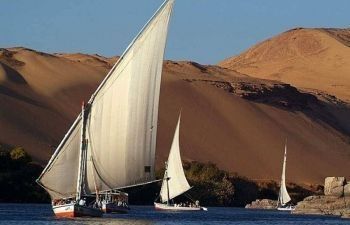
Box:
(219, 28, 350, 102)
(294, 177, 350, 218)
(0, 47, 350, 184)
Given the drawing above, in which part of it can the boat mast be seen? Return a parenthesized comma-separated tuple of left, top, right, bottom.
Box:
(76, 102, 89, 200)
(165, 161, 170, 205)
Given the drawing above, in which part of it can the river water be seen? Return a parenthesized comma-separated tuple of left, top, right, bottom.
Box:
(0, 204, 348, 225)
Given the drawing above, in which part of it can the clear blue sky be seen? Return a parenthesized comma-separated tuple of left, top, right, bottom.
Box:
(1, 0, 349, 64)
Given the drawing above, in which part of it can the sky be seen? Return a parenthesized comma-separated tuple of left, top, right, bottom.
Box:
(1, 0, 349, 64)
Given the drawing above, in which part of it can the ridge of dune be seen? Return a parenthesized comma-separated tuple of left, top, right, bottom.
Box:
(0, 47, 350, 184)
(55, 52, 119, 68)
(219, 28, 350, 102)
(320, 28, 350, 47)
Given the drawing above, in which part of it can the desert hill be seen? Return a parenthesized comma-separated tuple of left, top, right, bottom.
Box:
(1, 47, 350, 184)
(219, 28, 350, 102)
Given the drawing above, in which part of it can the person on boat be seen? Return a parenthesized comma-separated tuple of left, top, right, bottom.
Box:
(79, 198, 86, 206)
(122, 201, 128, 208)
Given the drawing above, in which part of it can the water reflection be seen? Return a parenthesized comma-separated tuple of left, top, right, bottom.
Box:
(62, 217, 155, 225)
(0, 204, 349, 225)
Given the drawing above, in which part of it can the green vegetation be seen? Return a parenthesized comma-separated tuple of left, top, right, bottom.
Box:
(183, 161, 234, 206)
(0, 146, 318, 206)
(127, 161, 320, 207)
(126, 161, 235, 206)
(0, 144, 49, 203)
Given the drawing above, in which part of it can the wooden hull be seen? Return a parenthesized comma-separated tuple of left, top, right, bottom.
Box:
(52, 203, 103, 218)
(102, 202, 129, 214)
(154, 202, 205, 211)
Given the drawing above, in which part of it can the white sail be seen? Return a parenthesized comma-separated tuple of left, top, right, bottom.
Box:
(160, 115, 191, 203)
(84, 0, 175, 194)
(278, 143, 291, 206)
(37, 116, 82, 199)
(37, 0, 175, 199)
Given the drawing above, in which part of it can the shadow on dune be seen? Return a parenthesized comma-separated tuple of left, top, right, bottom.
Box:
(183, 78, 350, 140)
(0, 62, 27, 84)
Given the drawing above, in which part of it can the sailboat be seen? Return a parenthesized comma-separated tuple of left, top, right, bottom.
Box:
(154, 115, 207, 211)
(277, 142, 295, 211)
(36, 0, 175, 218)
(100, 190, 130, 214)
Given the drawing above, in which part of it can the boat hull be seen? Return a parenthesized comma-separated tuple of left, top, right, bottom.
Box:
(102, 202, 129, 214)
(52, 203, 103, 217)
(154, 202, 205, 211)
(277, 205, 295, 211)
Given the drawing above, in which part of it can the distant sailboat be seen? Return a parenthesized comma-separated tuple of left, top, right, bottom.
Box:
(154, 114, 207, 211)
(36, 0, 175, 217)
(277, 142, 295, 211)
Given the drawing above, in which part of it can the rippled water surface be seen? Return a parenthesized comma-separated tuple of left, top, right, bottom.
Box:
(0, 204, 348, 225)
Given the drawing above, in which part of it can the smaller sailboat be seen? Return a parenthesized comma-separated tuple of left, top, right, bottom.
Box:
(154, 114, 207, 211)
(277, 141, 295, 211)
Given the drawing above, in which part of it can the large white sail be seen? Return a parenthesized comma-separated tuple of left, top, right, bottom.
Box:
(37, 116, 82, 199)
(37, 0, 175, 199)
(278, 143, 291, 206)
(160, 115, 191, 203)
(83, 0, 175, 194)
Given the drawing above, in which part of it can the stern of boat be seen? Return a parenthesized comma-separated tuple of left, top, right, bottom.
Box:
(52, 203, 102, 218)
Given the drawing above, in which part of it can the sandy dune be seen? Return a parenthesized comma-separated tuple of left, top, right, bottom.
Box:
(219, 28, 350, 103)
(0, 46, 349, 184)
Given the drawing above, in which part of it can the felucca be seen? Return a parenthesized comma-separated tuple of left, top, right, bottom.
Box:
(100, 191, 129, 214)
(154, 114, 207, 211)
(277, 142, 295, 211)
(36, 0, 175, 217)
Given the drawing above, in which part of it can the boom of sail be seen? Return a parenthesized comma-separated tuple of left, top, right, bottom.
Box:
(37, 0, 175, 200)
(160, 115, 191, 203)
(278, 143, 291, 206)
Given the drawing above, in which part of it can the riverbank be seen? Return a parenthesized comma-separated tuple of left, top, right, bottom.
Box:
(293, 177, 350, 218)
(0, 145, 321, 206)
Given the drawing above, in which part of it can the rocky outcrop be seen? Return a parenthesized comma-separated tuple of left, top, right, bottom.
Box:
(324, 177, 346, 197)
(293, 177, 350, 218)
(0, 48, 25, 67)
(245, 199, 277, 209)
(344, 184, 350, 197)
(183, 79, 319, 110)
(293, 195, 350, 216)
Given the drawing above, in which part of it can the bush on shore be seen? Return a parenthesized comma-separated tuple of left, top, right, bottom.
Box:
(0, 144, 319, 206)
(0, 144, 49, 203)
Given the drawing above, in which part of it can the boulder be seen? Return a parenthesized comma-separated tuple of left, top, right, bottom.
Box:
(293, 195, 349, 216)
(344, 183, 350, 196)
(341, 209, 350, 219)
(324, 177, 346, 196)
(245, 199, 277, 209)
(293, 177, 350, 218)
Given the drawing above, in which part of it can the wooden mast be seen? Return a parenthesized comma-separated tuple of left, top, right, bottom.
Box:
(76, 102, 88, 201)
(165, 161, 171, 205)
